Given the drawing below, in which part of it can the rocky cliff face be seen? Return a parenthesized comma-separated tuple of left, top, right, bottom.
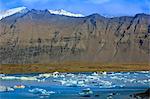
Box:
(0, 9, 149, 64)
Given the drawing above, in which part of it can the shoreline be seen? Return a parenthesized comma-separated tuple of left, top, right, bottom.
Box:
(0, 62, 149, 74)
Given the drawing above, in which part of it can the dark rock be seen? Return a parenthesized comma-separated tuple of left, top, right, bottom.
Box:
(0, 10, 149, 64)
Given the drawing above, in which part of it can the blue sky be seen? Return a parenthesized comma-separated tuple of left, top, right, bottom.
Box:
(0, 0, 150, 16)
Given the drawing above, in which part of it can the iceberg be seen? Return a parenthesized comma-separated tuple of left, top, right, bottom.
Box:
(58, 79, 86, 87)
(0, 74, 5, 77)
(0, 86, 14, 92)
(29, 88, 55, 96)
(1, 76, 38, 81)
(19, 77, 38, 81)
(66, 73, 75, 77)
(38, 73, 52, 78)
(1, 76, 18, 80)
(79, 88, 93, 97)
(92, 72, 99, 76)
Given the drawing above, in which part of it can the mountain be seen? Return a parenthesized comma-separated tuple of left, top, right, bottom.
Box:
(49, 9, 84, 17)
(0, 8, 149, 64)
(0, 7, 84, 20)
(0, 7, 28, 20)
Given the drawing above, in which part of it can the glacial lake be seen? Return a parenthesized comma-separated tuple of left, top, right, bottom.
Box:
(0, 71, 149, 99)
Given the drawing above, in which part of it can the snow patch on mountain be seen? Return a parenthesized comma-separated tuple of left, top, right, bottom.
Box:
(0, 7, 84, 20)
(0, 7, 28, 20)
(49, 9, 84, 17)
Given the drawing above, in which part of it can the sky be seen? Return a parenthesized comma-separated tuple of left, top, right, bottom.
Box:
(0, 0, 150, 16)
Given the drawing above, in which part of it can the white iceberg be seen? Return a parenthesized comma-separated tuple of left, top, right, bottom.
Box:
(0, 86, 14, 92)
(1, 76, 38, 81)
(29, 88, 55, 96)
(0, 74, 5, 77)
(1, 76, 18, 80)
(38, 73, 52, 78)
(19, 77, 38, 81)
(79, 88, 93, 97)
(91, 72, 99, 76)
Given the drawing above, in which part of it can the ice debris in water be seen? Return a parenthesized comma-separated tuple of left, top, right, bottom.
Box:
(59, 79, 86, 87)
(0, 76, 38, 81)
(38, 73, 52, 78)
(0, 74, 5, 77)
(79, 88, 93, 97)
(29, 88, 55, 96)
(0, 71, 149, 88)
(0, 86, 14, 92)
(38, 71, 65, 78)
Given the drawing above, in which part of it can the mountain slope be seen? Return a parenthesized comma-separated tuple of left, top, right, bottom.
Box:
(0, 7, 28, 20)
(0, 9, 149, 64)
(49, 9, 84, 17)
(0, 7, 84, 20)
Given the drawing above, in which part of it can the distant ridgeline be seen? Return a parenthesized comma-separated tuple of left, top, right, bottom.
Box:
(0, 9, 149, 64)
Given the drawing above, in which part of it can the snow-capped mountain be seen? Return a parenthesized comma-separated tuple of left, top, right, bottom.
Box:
(48, 9, 84, 17)
(0, 7, 84, 20)
(0, 7, 28, 20)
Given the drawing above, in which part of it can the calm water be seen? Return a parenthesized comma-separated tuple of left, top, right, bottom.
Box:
(0, 71, 149, 99)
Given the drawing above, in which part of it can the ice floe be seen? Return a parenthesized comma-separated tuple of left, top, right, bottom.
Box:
(79, 88, 93, 97)
(0, 71, 149, 89)
(0, 71, 149, 99)
(0, 86, 14, 92)
(29, 88, 55, 96)
(1, 76, 38, 81)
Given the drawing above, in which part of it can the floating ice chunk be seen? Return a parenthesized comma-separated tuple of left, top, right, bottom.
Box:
(137, 79, 150, 84)
(53, 71, 59, 74)
(106, 95, 113, 99)
(0, 74, 5, 77)
(59, 80, 66, 85)
(102, 71, 107, 75)
(58, 79, 86, 87)
(59, 74, 65, 78)
(100, 71, 107, 75)
(66, 73, 75, 77)
(38, 72, 60, 78)
(71, 80, 86, 87)
(112, 84, 125, 88)
(1, 76, 18, 80)
(138, 71, 150, 73)
(38, 72, 65, 78)
(96, 80, 113, 88)
(38, 73, 52, 78)
(87, 76, 99, 80)
(92, 72, 98, 76)
(52, 71, 60, 78)
(101, 80, 112, 86)
(77, 80, 85, 85)
(37, 78, 46, 82)
(29, 88, 55, 96)
(110, 76, 120, 80)
(79, 88, 93, 97)
(0, 86, 14, 92)
(1, 76, 38, 81)
(65, 80, 78, 87)
(20, 77, 38, 81)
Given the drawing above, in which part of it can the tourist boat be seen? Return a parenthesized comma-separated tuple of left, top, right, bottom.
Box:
(14, 85, 25, 89)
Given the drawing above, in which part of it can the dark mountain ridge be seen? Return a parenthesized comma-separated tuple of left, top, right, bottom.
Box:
(0, 9, 149, 64)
